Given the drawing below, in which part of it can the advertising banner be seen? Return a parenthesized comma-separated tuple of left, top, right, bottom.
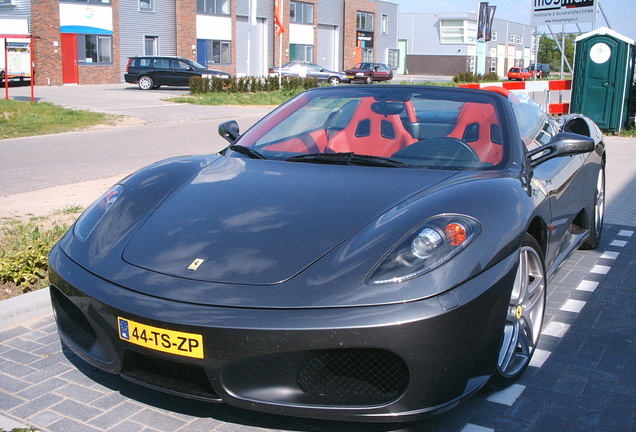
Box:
(6, 42, 31, 78)
(531, 0, 598, 27)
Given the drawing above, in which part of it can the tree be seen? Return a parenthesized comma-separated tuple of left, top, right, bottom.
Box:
(537, 33, 577, 72)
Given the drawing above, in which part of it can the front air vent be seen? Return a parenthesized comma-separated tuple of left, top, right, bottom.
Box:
(297, 349, 408, 404)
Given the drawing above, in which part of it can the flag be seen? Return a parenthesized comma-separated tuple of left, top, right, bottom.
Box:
(274, 0, 286, 36)
(477, 2, 488, 40)
(485, 6, 496, 42)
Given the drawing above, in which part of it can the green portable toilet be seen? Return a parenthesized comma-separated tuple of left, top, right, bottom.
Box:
(571, 27, 635, 132)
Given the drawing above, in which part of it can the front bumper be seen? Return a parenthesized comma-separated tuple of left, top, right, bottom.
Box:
(49, 245, 517, 422)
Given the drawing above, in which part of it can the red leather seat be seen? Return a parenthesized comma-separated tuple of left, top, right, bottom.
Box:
(326, 98, 416, 157)
(448, 102, 503, 165)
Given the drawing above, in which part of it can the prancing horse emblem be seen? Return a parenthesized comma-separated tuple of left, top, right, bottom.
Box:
(188, 258, 205, 271)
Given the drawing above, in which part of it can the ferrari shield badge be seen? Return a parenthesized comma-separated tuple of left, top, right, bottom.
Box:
(188, 258, 205, 271)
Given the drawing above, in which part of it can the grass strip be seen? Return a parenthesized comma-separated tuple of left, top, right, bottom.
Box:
(0, 99, 117, 139)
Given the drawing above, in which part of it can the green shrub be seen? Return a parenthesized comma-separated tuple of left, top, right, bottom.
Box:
(482, 72, 499, 82)
(452, 71, 500, 83)
(0, 217, 73, 291)
(190, 75, 320, 95)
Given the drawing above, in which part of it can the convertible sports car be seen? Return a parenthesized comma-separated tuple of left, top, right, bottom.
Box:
(49, 85, 605, 422)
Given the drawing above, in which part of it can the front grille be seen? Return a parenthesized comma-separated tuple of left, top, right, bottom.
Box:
(121, 350, 221, 402)
(297, 349, 408, 403)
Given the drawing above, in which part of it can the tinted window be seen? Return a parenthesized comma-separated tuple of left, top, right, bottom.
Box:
(152, 59, 171, 69)
(132, 58, 152, 67)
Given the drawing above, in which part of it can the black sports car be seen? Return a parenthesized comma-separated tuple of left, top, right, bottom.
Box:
(49, 85, 605, 422)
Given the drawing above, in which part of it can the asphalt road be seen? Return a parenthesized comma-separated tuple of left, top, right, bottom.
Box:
(1, 83, 272, 195)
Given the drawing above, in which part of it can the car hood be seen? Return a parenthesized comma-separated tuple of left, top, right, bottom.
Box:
(122, 157, 457, 285)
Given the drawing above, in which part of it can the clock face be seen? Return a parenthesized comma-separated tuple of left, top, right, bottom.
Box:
(590, 42, 611, 64)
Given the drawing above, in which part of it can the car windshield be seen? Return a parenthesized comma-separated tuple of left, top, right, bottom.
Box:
(230, 87, 510, 170)
(185, 59, 207, 69)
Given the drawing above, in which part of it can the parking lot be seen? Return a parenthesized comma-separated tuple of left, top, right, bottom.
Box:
(1, 84, 635, 432)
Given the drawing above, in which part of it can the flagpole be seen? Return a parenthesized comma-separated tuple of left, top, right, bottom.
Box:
(278, 0, 283, 87)
(247, 1, 251, 76)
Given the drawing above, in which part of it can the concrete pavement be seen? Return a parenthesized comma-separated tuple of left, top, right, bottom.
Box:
(1, 84, 635, 432)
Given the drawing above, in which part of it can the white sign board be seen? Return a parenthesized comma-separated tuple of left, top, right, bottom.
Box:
(531, 0, 598, 27)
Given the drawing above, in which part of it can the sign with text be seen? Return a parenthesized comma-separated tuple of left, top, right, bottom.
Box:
(531, 0, 598, 26)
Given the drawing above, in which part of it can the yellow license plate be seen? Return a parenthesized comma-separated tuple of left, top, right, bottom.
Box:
(118, 317, 204, 359)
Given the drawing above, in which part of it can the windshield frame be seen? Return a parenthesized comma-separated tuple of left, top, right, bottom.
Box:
(226, 86, 517, 171)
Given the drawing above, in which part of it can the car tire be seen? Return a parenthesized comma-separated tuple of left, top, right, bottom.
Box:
(138, 75, 154, 90)
(489, 233, 546, 390)
(366, 75, 373, 84)
(328, 76, 341, 86)
(581, 163, 605, 250)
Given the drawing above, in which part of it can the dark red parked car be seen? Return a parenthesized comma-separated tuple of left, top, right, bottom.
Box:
(345, 62, 393, 83)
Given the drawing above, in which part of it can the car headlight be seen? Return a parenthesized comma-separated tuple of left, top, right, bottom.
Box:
(74, 185, 123, 241)
(366, 214, 481, 285)
(356, 72, 364, 76)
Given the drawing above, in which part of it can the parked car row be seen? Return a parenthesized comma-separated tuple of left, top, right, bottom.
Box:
(124, 56, 554, 90)
(125, 56, 396, 90)
(269, 61, 395, 85)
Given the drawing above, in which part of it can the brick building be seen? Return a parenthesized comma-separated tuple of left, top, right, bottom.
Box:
(0, 0, 400, 86)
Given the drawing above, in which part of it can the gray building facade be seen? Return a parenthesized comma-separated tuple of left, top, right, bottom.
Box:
(399, 12, 536, 77)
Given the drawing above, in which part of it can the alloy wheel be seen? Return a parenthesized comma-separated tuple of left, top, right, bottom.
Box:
(491, 235, 545, 388)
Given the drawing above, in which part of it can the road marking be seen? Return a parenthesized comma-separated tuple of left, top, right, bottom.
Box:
(542, 321, 570, 338)
(600, 251, 619, 260)
(487, 384, 526, 406)
(576, 280, 599, 292)
(618, 230, 634, 237)
(561, 299, 586, 313)
(529, 348, 551, 368)
(590, 265, 611, 274)
(610, 240, 627, 247)
(461, 425, 495, 432)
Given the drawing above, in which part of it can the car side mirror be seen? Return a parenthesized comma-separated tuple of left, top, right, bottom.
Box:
(218, 120, 241, 144)
(527, 132, 595, 167)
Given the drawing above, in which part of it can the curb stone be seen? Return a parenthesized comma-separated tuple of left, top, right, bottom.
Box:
(0, 287, 53, 332)
(0, 413, 31, 430)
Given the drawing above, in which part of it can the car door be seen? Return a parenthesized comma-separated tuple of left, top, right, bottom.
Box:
(170, 59, 196, 86)
(305, 63, 325, 81)
(374, 64, 392, 80)
(530, 120, 588, 270)
(150, 58, 172, 85)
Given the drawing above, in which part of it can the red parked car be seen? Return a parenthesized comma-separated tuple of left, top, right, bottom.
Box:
(507, 67, 532, 81)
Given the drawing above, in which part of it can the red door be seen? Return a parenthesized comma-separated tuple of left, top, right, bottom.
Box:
(61, 33, 78, 84)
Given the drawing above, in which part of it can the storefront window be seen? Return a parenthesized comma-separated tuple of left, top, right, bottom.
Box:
(80, 35, 112, 64)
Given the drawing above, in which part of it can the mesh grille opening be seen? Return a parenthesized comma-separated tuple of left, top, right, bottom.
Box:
(297, 349, 408, 403)
(50, 285, 97, 350)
